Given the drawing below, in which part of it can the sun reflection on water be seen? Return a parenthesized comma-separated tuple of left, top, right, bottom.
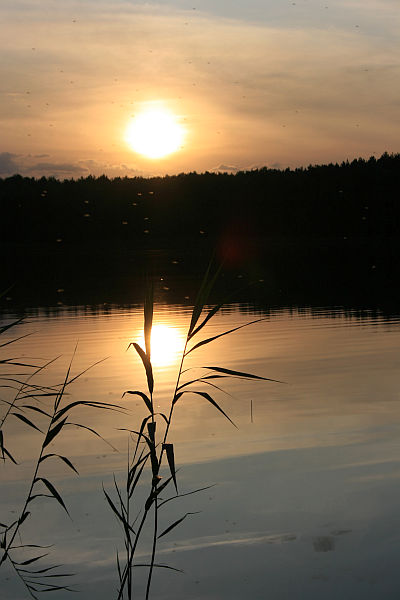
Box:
(140, 323, 185, 368)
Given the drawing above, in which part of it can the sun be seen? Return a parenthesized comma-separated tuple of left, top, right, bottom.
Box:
(139, 324, 185, 368)
(125, 108, 185, 159)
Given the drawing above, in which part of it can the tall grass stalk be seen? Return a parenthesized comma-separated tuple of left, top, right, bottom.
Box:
(0, 341, 122, 599)
(108, 265, 282, 599)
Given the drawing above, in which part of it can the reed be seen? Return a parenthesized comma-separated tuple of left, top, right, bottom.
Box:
(1, 267, 281, 599)
(0, 336, 122, 599)
(106, 264, 282, 599)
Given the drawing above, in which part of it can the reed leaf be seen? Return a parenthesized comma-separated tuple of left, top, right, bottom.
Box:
(188, 301, 224, 340)
(129, 460, 147, 499)
(147, 422, 156, 443)
(16, 554, 49, 566)
(39, 453, 79, 475)
(54, 400, 121, 422)
(103, 487, 126, 525)
(202, 365, 284, 383)
(134, 563, 183, 573)
(174, 390, 237, 427)
(0, 431, 18, 464)
(11, 412, 42, 433)
(34, 478, 69, 516)
(18, 512, 30, 526)
(18, 565, 62, 574)
(42, 417, 68, 449)
(0, 318, 23, 336)
(22, 405, 51, 417)
(123, 390, 153, 414)
(112, 474, 128, 522)
(34, 584, 75, 592)
(144, 280, 153, 358)
(163, 443, 178, 494)
(158, 485, 216, 509)
(158, 512, 200, 539)
(10, 544, 54, 550)
(176, 374, 227, 391)
(62, 356, 109, 388)
(67, 422, 118, 451)
(25, 572, 75, 579)
(0, 332, 33, 349)
(185, 318, 265, 356)
(128, 342, 154, 395)
(187, 263, 221, 338)
(27, 494, 54, 503)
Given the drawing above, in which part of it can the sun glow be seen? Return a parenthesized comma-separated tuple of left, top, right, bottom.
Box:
(125, 108, 185, 159)
(140, 324, 185, 368)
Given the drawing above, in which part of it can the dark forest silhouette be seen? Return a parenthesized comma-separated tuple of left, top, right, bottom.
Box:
(1, 152, 400, 311)
(1, 152, 400, 243)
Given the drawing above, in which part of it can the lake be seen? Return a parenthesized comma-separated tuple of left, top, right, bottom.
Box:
(2, 300, 400, 599)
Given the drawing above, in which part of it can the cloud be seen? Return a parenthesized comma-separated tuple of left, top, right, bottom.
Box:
(25, 161, 89, 176)
(77, 159, 148, 178)
(0, 152, 20, 175)
(0, 152, 152, 179)
(212, 164, 241, 173)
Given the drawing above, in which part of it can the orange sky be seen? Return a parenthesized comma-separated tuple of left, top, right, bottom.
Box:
(1, 0, 399, 177)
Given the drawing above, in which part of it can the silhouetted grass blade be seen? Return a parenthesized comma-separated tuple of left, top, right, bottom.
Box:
(1, 446, 18, 465)
(176, 390, 237, 427)
(0, 430, 18, 464)
(189, 302, 224, 340)
(103, 487, 126, 525)
(15, 553, 49, 566)
(34, 478, 69, 516)
(54, 400, 121, 422)
(40, 453, 79, 475)
(129, 460, 147, 499)
(188, 262, 221, 338)
(112, 474, 128, 522)
(203, 366, 284, 383)
(158, 512, 200, 539)
(186, 318, 265, 356)
(116, 550, 122, 584)
(27, 494, 54, 503)
(123, 391, 153, 415)
(176, 375, 224, 391)
(43, 417, 68, 448)
(158, 485, 216, 509)
(18, 512, 30, 526)
(144, 280, 153, 358)
(18, 565, 64, 575)
(23, 405, 51, 417)
(187, 261, 212, 337)
(67, 422, 118, 451)
(0, 318, 23, 336)
(147, 422, 156, 443)
(128, 343, 154, 395)
(0, 332, 33, 349)
(134, 563, 183, 573)
(163, 443, 178, 494)
(11, 412, 42, 433)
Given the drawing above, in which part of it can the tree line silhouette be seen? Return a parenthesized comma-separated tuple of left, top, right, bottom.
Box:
(1, 152, 400, 245)
(1, 152, 400, 310)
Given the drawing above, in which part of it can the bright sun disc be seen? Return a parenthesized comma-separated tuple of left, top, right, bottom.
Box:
(125, 109, 184, 159)
(140, 324, 185, 368)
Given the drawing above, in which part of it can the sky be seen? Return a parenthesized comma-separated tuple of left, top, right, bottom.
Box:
(0, 0, 399, 178)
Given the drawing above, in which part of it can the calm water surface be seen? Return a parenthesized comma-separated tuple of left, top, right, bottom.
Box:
(2, 303, 400, 599)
